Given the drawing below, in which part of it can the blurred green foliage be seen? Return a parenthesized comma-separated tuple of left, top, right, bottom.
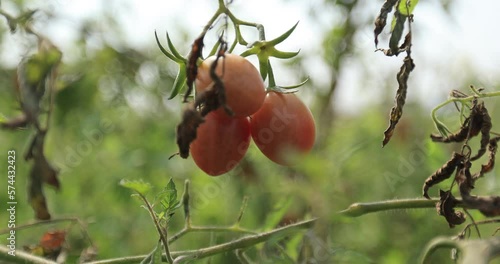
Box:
(1, 0, 500, 263)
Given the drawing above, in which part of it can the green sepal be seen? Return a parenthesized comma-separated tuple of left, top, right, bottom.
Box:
(270, 48, 300, 59)
(258, 56, 269, 81)
(155, 31, 182, 63)
(166, 33, 185, 61)
(269, 21, 299, 46)
(168, 63, 187, 100)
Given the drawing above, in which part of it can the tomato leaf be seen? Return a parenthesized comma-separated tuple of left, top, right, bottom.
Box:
(156, 178, 180, 212)
(398, 0, 419, 16)
(374, 0, 398, 47)
(120, 179, 152, 196)
(389, 12, 405, 55)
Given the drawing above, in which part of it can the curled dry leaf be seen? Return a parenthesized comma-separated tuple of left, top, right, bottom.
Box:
(473, 137, 500, 180)
(470, 102, 492, 161)
(436, 190, 466, 228)
(176, 106, 205, 159)
(382, 54, 415, 146)
(175, 38, 232, 159)
(374, 0, 399, 47)
(184, 34, 205, 103)
(422, 152, 463, 199)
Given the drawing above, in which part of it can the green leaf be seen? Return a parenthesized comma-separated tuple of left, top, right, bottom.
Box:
(389, 13, 405, 54)
(398, 0, 419, 16)
(168, 63, 187, 100)
(140, 240, 163, 264)
(156, 178, 180, 212)
(120, 179, 152, 196)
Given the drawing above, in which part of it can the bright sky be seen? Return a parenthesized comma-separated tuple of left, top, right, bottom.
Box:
(2, 0, 500, 114)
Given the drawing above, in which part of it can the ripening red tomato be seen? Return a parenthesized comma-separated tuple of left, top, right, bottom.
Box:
(196, 53, 266, 117)
(250, 92, 315, 165)
(190, 109, 251, 176)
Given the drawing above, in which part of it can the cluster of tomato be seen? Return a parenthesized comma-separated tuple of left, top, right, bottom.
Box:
(190, 53, 316, 176)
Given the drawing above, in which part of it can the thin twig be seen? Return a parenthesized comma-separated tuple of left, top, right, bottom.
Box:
(139, 193, 174, 263)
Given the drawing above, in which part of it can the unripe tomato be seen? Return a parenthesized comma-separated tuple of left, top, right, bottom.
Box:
(250, 92, 315, 165)
(196, 53, 266, 117)
(190, 109, 251, 176)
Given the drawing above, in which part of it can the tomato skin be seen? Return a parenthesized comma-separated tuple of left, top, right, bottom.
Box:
(196, 53, 266, 117)
(250, 92, 315, 165)
(190, 109, 251, 176)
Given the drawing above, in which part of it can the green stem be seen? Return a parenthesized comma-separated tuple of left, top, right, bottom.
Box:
(168, 225, 256, 244)
(172, 218, 316, 263)
(431, 90, 500, 131)
(339, 198, 465, 217)
(85, 219, 316, 264)
(139, 193, 174, 263)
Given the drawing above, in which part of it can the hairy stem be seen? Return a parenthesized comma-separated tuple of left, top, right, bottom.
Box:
(339, 198, 466, 217)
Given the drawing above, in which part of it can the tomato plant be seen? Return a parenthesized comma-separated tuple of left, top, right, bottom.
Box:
(250, 92, 316, 165)
(190, 109, 251, 176)
(195, 53, 266, 117)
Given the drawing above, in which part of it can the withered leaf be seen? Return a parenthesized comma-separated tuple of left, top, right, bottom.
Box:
(184, 34, 205, 103)
(430, 100, 486, 146)
(382, 54, 415, 146)
(470, 102, 491, 161)
(176, 106, 205, 158)
(389, 11, 406, 55)
(436, 190, 466, 228)
(374, 0, 399, 47)
(422, 152, 463, 199)
(474, 137, 500, 180)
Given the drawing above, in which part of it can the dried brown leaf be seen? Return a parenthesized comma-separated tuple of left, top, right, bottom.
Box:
(374, 0, 399, 47)
(382, 54, 415, 146)
(176, 106, 205, 158)
(422, 152, 463, 199)
(436, 190, 466, 228)
(470, 102, 492, 161)
(184, 34, 205, 103)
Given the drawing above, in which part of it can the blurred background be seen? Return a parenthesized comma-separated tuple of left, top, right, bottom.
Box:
(1, 0, 500, 263)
